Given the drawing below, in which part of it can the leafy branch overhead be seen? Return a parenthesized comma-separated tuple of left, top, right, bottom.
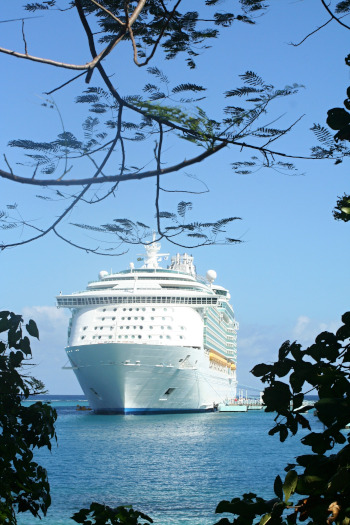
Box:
(0, 1, 311, 254)
(0, 0, 350, 254)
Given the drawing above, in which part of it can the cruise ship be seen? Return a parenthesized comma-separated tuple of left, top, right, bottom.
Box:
(56, 239, 239, 414)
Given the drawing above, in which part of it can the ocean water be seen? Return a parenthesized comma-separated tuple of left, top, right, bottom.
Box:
(17, 396, 320, 525)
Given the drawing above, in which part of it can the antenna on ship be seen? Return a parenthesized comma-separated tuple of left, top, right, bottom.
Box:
(137, 233, 169, 269)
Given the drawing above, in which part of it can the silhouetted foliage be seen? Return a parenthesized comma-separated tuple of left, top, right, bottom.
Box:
(0, 311, 57, 524)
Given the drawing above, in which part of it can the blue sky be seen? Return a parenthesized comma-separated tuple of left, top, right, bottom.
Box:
(1, 1, 350, 394)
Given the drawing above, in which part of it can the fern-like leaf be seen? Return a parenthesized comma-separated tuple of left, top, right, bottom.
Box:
(177, 201, 193, 217)
(172, 84, 206, 94)
(311, 124, 334, 147)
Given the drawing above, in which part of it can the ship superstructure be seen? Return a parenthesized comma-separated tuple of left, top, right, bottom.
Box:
(57, 239, 239, 414)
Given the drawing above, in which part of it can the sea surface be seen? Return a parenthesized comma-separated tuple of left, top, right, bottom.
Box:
(17, 395, 320, 525)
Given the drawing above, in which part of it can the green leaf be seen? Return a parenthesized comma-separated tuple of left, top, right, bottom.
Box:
(273, 475, 283, 500)
(283, 470, 298, 503)
(26, 319, 39, 340)
(250, 363, 272, 377)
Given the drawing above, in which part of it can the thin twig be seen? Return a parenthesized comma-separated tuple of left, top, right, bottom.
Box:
(21, 19, 28, 54)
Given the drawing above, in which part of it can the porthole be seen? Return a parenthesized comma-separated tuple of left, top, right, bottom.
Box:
(138, 335, 142, 339)
(141, 316, 144, 320)
(125, 335, 128, 339)
(148, 335, 152, 339)
(98, 336, 101, 339)
(128, 317, 131, 320)
(168, 326, 171, 330)
(100, 327, 103, 330)
(132, 335, 135, 339)
(109, 336, 112, 339)
(151, 317, 154, 320)
(134, 317, 138, 320)
(94, 327, 97, 330)
(102, 317, 105, 321)
(81, 336, 85, 340)
(126, 326, 130, 329)
(83, 327, 87, 331)
(180, 336, 183, 339)
(112, 317, 116, 320)
(142, 308, 146, 311)
(103, 308, 106, 312)
(113, 308, 117, 311)
(136, 308, 139, 311)
(150, 326, 153, 329)
(140, 326, 143, 330)
(118, 335, 122, 339)
(166, 335, 170, 339)
(123, 308, 126, 311)
(129, 308, 132, 311)
(164, 308, 167, 312)
(162, 317, 165, 320)
(160, 335, 163, 339)
(161, 326, 164, 330)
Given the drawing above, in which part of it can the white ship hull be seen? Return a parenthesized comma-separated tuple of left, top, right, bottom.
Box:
(66, 343, 237, 414)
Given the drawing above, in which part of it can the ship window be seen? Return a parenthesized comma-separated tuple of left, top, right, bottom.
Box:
(100, 327, 103, 330)
(128, 317, 131, 320)
(164, 388, 175, 395)
(140, 326, 143, 330)
(141, 316, 144, 320)
(83, 327, 87, 330)
(150, 326, 153, 329)
(126, 326, 130, 329)
(102, 317, 105, 321)
(164, 308, 167, 311)
(112, 317, 115, 320)
(148, 335, 152, 339)
(109, 336, 112, 339)
(152, 308, 155, 311)
(113, 308, 117, 311)
(123, 308, 126, 311)
(160, 335, 163, 339)
(81, 336, 85, 340)
(103, 309, 106, 312)
(166, 335, 171, 339)
(129, 308, 132, 311)
(161, 326, 164, 330)
(92, 336, 95, 339)
(180, 336, 183, 339)
(98, 336, 101, 339)
(138, 335, 142, 339)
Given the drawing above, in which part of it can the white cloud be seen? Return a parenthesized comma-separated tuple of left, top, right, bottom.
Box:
(21, 306, 83, 395)
(292, 316, 341, 347)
